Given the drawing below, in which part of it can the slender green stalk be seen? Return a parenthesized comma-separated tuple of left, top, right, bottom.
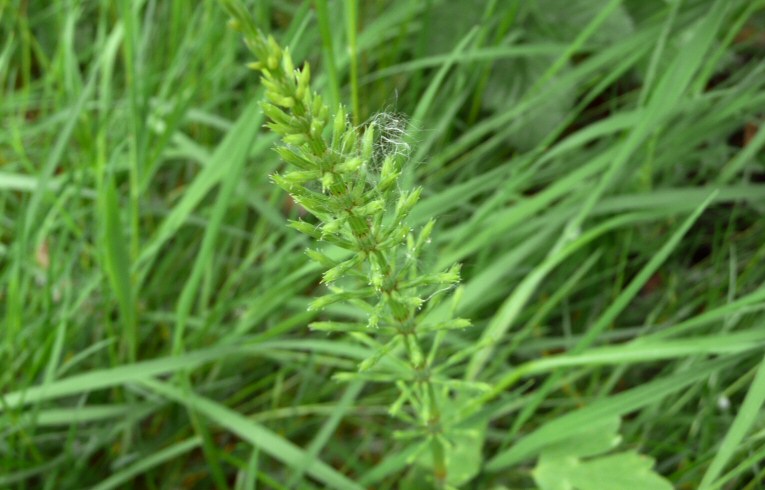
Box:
(117, 0, 142, 362)
(220, 1, 478, 485)
(344, 0, 360, 124)
(314, 0, 341, 109)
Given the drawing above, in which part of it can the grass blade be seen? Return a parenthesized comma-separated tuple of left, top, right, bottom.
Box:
(140, 378, 365, 490)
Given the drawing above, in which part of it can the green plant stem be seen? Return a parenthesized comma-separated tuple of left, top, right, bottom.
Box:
(314, 0, 341, 109)
(327, 168, 450, 483)
(344, 0, 360, 124)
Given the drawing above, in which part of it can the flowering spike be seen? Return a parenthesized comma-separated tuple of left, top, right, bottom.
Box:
(224, 2, 470, 481)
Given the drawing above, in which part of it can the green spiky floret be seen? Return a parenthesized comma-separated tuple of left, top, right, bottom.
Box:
(222, 1, 473, 484)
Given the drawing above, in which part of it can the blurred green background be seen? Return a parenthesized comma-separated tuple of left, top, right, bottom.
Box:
(2, 0, 765, 488)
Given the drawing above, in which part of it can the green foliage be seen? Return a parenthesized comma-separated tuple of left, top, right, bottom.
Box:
(533, 0, 635, 47)
(533, 417, 672, 490)
(2, 0, 765, 488)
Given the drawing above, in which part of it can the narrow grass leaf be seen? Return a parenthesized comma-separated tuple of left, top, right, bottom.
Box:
(140, 378, 364, 490)
(486, 356, 737, 470)
(88, 437, 202, 490)
(699, 353, 765, 489)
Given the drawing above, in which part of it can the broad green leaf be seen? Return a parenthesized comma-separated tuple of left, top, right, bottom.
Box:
(533, 0, 635, 47)
(535, 451, 673, 490)
(532, 417, 672, 490)
(483, 54, 574, 152)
